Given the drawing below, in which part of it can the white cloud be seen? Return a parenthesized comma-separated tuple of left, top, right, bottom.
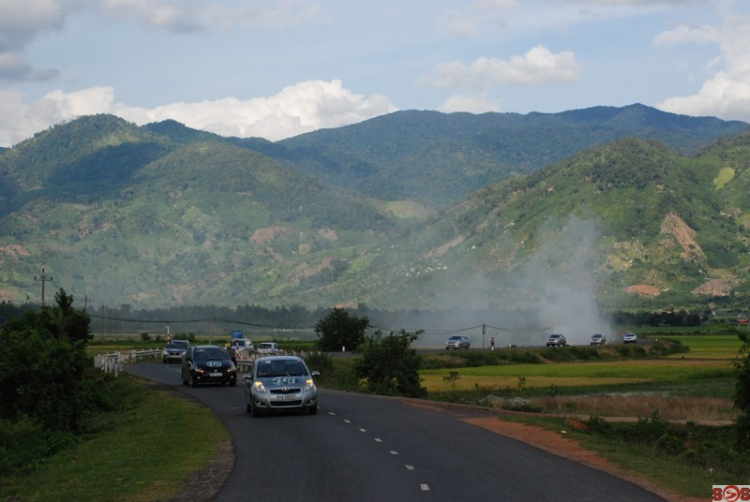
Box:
(439, 93, 501, 113)
(655, 10, 750, 122)
(0, 80, 397, 147)
(423, 45, 581, 89)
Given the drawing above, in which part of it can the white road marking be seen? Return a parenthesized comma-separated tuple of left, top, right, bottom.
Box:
(359, 428, 367, 432)
(421, 484, 430, 491)
(328, 412, 336, 416)
(389, 450, 398, 455)
(406, 465, 415, 471)
(374, 438, 382, 442)
(344, 419, 351, 424)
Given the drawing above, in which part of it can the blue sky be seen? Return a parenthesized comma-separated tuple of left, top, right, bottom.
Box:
(1, 0, 748, 147)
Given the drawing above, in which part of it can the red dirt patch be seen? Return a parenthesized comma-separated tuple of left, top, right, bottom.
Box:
(624, 284, 660, 296)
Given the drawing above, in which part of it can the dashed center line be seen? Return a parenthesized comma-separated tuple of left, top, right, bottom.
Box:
(374, 438, 383, 442)
(389, 450, 398, 455)
(405, 465, 415, 471)
(359, 428, 367, 432)
(421, 484, 430, 491)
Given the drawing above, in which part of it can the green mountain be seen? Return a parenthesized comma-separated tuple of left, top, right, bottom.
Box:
(248, 104, 750, 208)
(0, 109, 749, 312)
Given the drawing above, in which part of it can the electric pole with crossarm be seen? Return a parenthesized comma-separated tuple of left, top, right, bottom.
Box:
(34, 267, 53, 306)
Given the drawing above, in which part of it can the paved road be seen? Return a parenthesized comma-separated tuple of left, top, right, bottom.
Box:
(127, 363, 666, 502)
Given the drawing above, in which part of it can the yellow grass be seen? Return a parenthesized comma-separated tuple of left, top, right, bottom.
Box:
(422, 374, 648, 392)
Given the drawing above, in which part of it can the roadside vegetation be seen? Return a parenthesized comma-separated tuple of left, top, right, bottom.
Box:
(3, 299, 750, 500)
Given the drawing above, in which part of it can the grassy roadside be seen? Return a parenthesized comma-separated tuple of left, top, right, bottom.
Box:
(0, 375, 230, 502)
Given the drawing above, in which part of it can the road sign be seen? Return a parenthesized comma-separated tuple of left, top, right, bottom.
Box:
(231, 330, 243, 339)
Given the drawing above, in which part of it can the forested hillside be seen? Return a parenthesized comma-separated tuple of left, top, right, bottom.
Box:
(0, 108, 748, 313)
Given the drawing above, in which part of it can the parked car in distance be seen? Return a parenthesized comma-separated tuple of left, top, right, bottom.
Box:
(546, 333, 567, 347)
(244, 356, 319, 416)
(230, 338, 254, 352)
(256, 342, 283, 355)
(162, 339, 189, 363)
(445, 335, 471, 350)
(590, 334, 607, 345)
(181, 345, 237, 387)
(623, 332, 638, 344)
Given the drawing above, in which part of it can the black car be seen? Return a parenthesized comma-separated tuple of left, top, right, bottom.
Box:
(181, 345, 237, 387)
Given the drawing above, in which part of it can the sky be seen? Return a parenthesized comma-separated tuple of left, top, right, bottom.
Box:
(1, 0, 749, 148)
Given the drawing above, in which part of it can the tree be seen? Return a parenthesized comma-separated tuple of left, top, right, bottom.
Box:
(314, 308, 369, 352)
(0, 289, 97, 432)
(356, 330, 426, 398)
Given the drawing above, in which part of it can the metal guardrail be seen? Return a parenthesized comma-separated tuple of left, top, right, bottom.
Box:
(94, 349, 161, 376)
(95, 348, 316, 376)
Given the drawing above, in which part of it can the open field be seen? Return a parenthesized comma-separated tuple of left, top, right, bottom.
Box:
(662, 335, 743, 360)
(421, 359, 734, 391)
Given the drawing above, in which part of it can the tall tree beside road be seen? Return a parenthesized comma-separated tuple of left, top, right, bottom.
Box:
(314, 308, 369, 352)
(0, 289, 104, 432)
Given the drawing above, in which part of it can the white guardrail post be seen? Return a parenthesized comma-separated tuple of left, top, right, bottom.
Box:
(95, 349, 161, 377)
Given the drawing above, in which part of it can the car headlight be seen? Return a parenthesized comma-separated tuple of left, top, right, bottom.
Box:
(304, 378, 316, 391)
(253, 381, 267, 392)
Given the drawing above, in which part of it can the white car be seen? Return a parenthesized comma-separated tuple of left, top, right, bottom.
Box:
(623, 332, 638, 344)
(590, 334, 607, 345)
(256, 342, 283, 355)
(546, 334, 567, 347)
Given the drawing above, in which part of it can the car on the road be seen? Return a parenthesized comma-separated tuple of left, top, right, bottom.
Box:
(162, 339, 189, 363)
(546, 333, 567, 347)
(256, 342, 283, 355)
(229, 338, 254, 352)
(445, 335, 471, 350)
(623, 332, 638, 344)
(181, 345, 237, 387)
(244, 356, 319, 416)
(590, 334, 607, 345)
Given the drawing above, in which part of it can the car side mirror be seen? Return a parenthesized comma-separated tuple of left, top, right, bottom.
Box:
(311, 370, 320, 377)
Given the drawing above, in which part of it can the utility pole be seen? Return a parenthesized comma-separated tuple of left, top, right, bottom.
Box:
(34, 268, 53, 306)
(101, 303, 106, 344)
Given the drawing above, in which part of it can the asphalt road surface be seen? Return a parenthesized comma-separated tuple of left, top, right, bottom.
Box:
(127, 362, 666, 502)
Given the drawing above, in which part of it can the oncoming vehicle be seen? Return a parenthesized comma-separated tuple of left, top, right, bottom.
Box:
(181, 345, 237, 387)
(445, 335, 471, 350)
(546, 334, 567, 347)
(590, 334, 607, 345)
(256, 342, 283, 355)
(162, 340, 189, 363)
(623, 332, 638, 344)
(244, 356, 319, 416)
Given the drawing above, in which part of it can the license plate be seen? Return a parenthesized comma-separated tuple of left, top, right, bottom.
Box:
(209, 372, 222, 377)
(275, 394, 297, 401)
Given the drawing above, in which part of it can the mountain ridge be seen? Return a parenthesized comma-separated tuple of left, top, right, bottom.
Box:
(0, 106, 748, 311)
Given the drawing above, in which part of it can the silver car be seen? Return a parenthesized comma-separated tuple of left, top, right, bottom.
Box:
(162, 340, 189, 363)
(445, 335, 470, 350)
(244, 356, 319, 416)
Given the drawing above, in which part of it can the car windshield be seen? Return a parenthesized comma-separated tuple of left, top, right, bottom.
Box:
(195, 347, 230, 361)
(256, 360, 307, 378)
(449, 336, 461, 341)
(167, 341, 188, 349)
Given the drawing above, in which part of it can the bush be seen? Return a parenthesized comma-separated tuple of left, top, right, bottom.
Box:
(356, 330, 426, 398)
